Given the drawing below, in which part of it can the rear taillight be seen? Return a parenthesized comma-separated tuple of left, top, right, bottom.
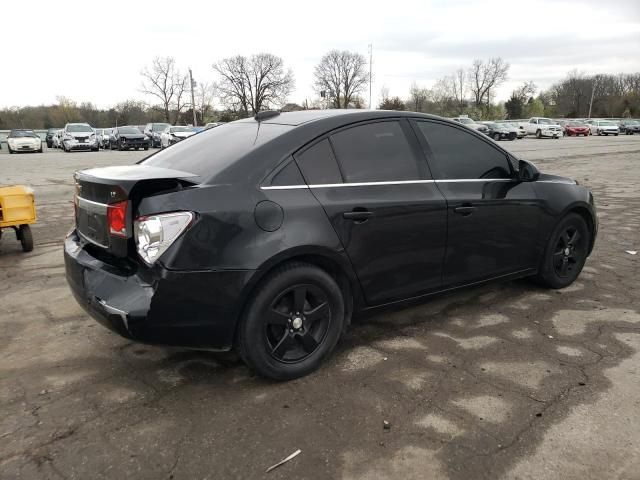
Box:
(107, 201, 128, 237)
(134, 211, 193, 265)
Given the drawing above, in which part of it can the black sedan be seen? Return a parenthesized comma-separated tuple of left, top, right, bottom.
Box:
(109, 126, 150, 151)
(619, 120, 640, 135)
(45, 127, 61, 148)
(65, 110, 597, 380)
(482, 122, 518, 141)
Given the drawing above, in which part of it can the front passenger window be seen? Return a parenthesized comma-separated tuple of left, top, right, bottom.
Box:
(416, 122, 512, 180)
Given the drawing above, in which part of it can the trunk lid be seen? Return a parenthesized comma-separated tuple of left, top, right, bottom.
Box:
(74, 165, 197, 257)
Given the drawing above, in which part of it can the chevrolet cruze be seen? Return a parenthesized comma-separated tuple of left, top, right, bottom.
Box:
(64, 110, 597, 380)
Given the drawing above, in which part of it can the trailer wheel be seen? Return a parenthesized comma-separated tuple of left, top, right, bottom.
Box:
(18, 225, 33, 252)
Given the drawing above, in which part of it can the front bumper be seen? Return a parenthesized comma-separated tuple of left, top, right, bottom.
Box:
(64, 139, 98, 150)
(64, 230, 254, 350)
(121, 139, 149, 148)
(10, 143, 40, 151)
(539, 129, 562, 138)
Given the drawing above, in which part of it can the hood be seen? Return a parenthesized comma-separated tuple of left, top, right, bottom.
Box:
(68, 131, 93, 138)
(119, 133, 145, 139)
(172, 131, 196, 138)
(9, 136, 40, 145)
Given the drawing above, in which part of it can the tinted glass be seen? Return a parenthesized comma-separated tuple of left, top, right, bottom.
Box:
(67, 124, 92, 132)
(9, 130, 37, 138)
(330, 121, 420, 183)
(152, 123, 171, 131)
(271, 159, 305, 186)
(417, 122, 512, 180)
(295, 139, 343, 185)
(118, 127, 140, 134)
(143, 122, 292, 182)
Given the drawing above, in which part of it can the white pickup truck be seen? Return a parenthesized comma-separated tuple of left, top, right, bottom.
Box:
(521, 117, 563, 139)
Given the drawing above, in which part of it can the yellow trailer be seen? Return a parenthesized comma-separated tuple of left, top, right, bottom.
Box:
(0, 185, 36, 252)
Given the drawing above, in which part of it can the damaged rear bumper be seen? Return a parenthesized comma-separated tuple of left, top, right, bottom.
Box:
(64, 230, 254, 350)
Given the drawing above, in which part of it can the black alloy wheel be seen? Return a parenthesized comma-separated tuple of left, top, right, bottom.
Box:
(534, 213, 590, 289)
(265, 284, 331, 362)
(237, 262, 345, 380)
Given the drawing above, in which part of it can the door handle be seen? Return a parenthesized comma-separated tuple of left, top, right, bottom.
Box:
(343, 210, 374, 222)
(453, 205, 477, 216)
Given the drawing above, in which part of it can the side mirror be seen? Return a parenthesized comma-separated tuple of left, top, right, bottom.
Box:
(518, 160, 540, 182)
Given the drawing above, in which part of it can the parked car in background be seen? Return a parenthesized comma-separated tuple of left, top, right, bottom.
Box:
(64, 110, 597, 380)
(7, 129, 43, 153)
(481, 122, 517, 141)
(160, 126, 197, 148)
(45, 127, 60, 148)
(618, 119, 640, 135)
(563, 121, 590, 137)
(143, 123, 172, 147)
(502, 120, 526, 138)
(62, 123, 98, 152)
(523, 117, 562, 139)
(586, 120, 619, 136)
(52, 130, 63, 148)
(451, 115, 489, 134)
(109, 126, 150, 151)
(97, 128, 113, 148)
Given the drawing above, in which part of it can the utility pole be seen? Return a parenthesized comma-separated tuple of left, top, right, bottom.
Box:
(189, 68, 197, 126)
(588, 76, 597, 119)
(368, 44, 373, 109)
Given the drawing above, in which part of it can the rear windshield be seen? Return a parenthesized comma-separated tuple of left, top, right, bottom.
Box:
(142, 122, 292, 182)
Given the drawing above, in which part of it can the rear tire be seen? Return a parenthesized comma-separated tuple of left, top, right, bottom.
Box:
(19, 225, 33, 252)
(533, 213, 590, 289)
(237, 262, 345, 381)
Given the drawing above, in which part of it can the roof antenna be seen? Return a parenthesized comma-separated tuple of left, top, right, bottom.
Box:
(254, 110, 281, 121)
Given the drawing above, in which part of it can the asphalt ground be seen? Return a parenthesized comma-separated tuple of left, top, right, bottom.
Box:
(1, 135, 639, 479)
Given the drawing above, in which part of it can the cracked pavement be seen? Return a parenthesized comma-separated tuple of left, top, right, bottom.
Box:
(1, 136, 639, 479)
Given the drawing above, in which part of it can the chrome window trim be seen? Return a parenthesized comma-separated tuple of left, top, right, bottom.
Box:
(261, 179, 515, 190)
(77, 196, 108, 212)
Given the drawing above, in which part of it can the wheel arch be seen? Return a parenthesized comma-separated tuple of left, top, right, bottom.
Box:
(234, 246, 363, 343)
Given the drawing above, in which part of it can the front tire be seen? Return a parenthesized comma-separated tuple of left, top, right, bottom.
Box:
(493, 133, 500, 141)
(237, 262, 345, 380)
(535, 129, 542, 139)
(533, 213, 590, 289)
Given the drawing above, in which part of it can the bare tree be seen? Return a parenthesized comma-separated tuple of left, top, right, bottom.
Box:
(451, 68, 467, 113)
(408, 83, 429, 112)
(140, 57, 188, 122)
(468, 58, 510, 107)
(195, 82, 217, 123)
(514, 81, 537, 103)
(213, 53, 294, 116)
(313, 50, 369, 109)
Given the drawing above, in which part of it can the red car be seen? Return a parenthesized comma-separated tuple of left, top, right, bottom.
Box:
(564, 121, 590, 136)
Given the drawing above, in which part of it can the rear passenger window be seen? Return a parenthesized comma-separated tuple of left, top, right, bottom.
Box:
(270, 159, 305, 186)
(330, 121, 421, 183)
(295, 139, 343, 185)
(416, 122, 512, 180)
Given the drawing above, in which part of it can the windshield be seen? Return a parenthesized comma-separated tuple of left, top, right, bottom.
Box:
(67, 124, 93, 133)
(626, 121, 639, 125)
(152, 123, 171, 131)
(538, 118, 553, 125)
(143, 122, 292, 181)
(568, 122, 585, 127)
(600, 121, 616, 126)
(458, 118, 474, 124)
(9, 130, 38, 138)
(170, 126, 195, 133)
(495, 123, 510, 128)
(118, 127, 141, 134)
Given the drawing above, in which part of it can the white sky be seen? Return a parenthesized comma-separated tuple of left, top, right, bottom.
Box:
(1, 0, 639, 109)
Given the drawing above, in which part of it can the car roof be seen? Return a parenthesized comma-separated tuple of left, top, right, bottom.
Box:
(235, 109, 445, 127)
